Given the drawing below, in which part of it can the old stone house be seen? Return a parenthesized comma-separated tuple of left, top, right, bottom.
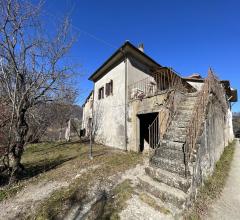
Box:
(82, 41, 237, 211)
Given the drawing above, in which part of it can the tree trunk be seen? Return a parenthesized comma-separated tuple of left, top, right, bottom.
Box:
(9, 108, 28, 184)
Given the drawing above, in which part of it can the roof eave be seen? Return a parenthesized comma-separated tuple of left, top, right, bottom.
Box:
(88, 41, 161, 82)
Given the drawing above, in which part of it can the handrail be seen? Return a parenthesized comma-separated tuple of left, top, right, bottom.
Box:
(148, 68, 188, 153)
(184, 69, 228, 172)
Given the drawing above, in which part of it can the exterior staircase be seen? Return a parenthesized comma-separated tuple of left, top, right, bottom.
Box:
(138, 93, 198, 213)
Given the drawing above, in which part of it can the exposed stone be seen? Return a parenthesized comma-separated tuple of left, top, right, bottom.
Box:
(138, 175, 188, 209)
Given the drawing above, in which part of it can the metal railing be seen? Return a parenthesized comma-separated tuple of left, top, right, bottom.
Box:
(129, 68, 187, 101)
(184, 69, 228, 172)
(148, 68, 188, 152)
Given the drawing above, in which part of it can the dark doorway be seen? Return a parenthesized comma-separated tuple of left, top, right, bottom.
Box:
(138, 112, 158, 152)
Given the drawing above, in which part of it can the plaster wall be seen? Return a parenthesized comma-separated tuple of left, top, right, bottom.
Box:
(93, 60, 126, 149)
(127, 56, 154, 86)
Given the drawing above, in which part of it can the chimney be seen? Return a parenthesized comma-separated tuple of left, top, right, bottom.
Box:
(138, 43, 144, 52)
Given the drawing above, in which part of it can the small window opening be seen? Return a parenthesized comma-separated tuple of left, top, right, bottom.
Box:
(106, 80, 113, 96)
(98, 87, 104, 100)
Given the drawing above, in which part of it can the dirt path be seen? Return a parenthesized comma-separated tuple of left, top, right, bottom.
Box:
(207, 139, 240, 220)
(0, 165, 99, 220)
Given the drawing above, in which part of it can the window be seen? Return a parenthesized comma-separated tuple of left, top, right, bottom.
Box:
(98, 87, 104, 100)
(105, 80, 113, 96)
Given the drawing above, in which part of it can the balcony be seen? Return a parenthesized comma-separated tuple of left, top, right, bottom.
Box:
(128, 68, 186, 101)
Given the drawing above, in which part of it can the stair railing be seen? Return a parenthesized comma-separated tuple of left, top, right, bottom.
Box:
(148, 68, 188, 155)
(184, 69, 228, 174)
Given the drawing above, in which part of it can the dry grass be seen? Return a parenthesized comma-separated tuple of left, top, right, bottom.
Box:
(14, 142, 143, 219)
(0, 141, 143, 210)
(184, 140, 236, 220)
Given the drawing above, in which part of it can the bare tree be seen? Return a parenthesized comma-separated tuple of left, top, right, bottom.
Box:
(0, 0, 77, 183)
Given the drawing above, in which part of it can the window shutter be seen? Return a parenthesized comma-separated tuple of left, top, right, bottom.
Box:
(110, 80, 113, 94)
(105, 83, 108, 96)
(98, 88, 101, 100)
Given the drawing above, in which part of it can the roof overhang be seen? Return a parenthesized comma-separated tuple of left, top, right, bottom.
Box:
(88, 41, 162, 82)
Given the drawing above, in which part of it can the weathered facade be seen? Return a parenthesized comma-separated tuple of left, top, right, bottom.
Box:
(82, 91, 93, 137)
(82, 41, 237, 213)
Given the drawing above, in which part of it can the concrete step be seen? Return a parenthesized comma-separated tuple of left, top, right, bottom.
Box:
(155, 147, 184, 162)
(145, 166, 191, 193)
(151, 156, 189, 177)
(160, 140, 184, 151)
(138, 175, 187, 209)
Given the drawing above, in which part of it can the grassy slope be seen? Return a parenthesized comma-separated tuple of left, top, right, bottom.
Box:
(34, 148, 142, 219)
(0, 142, 143, 212)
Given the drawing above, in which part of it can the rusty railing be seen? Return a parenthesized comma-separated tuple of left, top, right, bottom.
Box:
(148, 69, 187, 151)
(129, 68, 187, 101)
(184, 69, 228, 170)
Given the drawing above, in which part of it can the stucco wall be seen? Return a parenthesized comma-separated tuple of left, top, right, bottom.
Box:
(92, 54, 156, 150)
(127, 56, 153, 86)
(93, 60, 126, 149)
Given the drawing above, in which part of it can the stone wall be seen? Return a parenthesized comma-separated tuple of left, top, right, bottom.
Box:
(189, 96, 234, 201)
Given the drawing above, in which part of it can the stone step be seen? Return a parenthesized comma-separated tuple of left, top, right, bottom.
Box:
(178, 105, 194, 111)
(138, 175, 187, 209)
(185, 93, 199, 97)
(151, 156, 189, 177)
(155, 147, 184, 162)
(145, 166, 191, 193)
(171, 121, 189, 128)
(167, 127, 188, 137)
(160, 140, 184, 151)
(175, 112, 193, 119)
(134, 190, 182, 216)
(165, 134, 186, 143)
(171, 119, 190, 127)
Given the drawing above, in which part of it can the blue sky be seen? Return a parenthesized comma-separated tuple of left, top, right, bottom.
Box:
(40, 0, 240, 111)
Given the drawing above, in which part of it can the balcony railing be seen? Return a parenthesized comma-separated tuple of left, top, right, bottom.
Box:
(128, 67, 186, 101)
